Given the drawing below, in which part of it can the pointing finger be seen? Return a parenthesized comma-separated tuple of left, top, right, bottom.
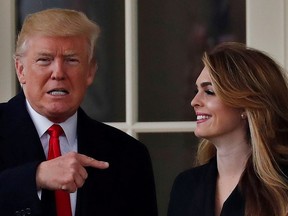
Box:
(77, 154, 109, 169)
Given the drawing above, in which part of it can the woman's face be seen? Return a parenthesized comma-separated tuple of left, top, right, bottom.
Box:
(191, 66, 246, 143)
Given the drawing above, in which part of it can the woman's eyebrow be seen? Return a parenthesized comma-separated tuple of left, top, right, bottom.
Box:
(200, 82, 212, 87)
(195, 81, 212, 88)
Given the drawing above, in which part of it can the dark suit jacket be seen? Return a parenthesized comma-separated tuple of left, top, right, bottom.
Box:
(0, 92, 158, 216)
(168, 158, 244, 216)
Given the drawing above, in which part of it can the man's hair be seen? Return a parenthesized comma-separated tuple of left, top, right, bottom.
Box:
(15, 8, 101, 60)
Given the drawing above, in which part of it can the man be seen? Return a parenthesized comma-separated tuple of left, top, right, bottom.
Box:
(0, 8, 157, 216)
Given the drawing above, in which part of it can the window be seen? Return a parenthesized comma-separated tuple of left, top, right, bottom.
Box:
(137, 1, 245, 215)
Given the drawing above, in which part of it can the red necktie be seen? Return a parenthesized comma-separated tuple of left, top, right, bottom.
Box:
(47, 124, 72, 216)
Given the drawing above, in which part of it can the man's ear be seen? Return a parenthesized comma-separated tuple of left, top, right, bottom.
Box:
(15, 58, 26, 84)
(86, 60, 97, 86)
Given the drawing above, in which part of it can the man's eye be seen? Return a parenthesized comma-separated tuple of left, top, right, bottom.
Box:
(66, 58, 80, 64)
(36, 58, 51, 65)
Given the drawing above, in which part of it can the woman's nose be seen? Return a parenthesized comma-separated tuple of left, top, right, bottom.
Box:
(191, 92, 201, 108)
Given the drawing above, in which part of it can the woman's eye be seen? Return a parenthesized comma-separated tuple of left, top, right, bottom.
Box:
(205, 90, 215, 95)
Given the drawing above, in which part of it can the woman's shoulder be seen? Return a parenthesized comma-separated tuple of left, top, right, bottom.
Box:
(173, 158, 216, 186)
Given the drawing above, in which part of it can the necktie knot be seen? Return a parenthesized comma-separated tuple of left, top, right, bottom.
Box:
(48, 124, 64, 138)
(47, 124, 64, 159)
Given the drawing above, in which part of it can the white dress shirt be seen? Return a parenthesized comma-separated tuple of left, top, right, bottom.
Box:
(26, 100, 78, 216)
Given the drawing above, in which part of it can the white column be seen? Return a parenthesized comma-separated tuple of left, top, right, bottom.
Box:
(0, 0, 16, 101)
(125, 0, 138, 137)
(246, 0, 286, 67)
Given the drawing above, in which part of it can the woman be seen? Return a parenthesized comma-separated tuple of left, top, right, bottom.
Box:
(168, 42, 288, 216)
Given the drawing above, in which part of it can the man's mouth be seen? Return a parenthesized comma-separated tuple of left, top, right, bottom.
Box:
(48, 89, 69, 96)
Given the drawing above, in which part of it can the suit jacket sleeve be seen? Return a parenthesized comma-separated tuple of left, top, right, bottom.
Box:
(0, 93, 46, 215)
(0, 160, 42, 215)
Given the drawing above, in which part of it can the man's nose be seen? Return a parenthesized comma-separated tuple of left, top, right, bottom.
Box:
(51, 60, 65, 80)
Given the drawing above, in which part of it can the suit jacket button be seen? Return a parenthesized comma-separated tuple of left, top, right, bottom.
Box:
(25, 208, 31, 215)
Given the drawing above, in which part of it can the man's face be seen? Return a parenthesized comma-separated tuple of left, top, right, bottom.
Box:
(15, 35, 96, 122)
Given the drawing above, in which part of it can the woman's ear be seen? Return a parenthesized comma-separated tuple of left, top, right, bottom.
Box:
(241, 112, 247, 119)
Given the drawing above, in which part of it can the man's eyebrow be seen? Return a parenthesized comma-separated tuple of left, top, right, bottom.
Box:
(36, 52, 53, 56)
(35, 51, 78, 57)
(63, 50, 78, 56)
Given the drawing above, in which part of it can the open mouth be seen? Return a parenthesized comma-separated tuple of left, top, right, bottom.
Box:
(48, 89, 69, 96)
(197, 115, 210, 121)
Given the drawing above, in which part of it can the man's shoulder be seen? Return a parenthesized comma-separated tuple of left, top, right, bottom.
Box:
(0, 102, 8, 112)
(0, 92, 25, 111)
(77, 109, 144, 148)
(0, 98, 15, 119)
(0, 93, 26, 119)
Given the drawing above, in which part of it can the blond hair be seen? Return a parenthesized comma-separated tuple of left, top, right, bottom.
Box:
(196, 42, 288, 216)
(15, 8, 100, 60)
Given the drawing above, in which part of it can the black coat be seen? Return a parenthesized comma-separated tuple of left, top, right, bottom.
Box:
(0, 92, 158, 216)
(168, 158, 244, 216)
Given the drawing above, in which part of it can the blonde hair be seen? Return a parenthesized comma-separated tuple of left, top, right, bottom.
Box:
(196, 42, 288, 216)
(15, 8, 101, 60)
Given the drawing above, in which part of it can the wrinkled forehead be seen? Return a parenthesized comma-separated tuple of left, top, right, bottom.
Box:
(19, 35, 91, 57)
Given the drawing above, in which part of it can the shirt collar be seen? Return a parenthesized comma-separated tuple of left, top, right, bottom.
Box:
(26, 100, 77, 146)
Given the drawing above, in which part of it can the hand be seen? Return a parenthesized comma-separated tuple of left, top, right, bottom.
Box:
(36, 152, 109, 192)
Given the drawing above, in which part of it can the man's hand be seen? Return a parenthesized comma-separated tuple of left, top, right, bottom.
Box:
(36, 152, 109, 192)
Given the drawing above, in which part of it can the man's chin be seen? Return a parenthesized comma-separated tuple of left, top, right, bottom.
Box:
(45, 109, 75, 123)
